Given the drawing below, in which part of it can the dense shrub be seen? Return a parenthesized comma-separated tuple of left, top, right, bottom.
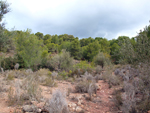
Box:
(93, 52, 111, 68)
(1, 57, 16, 70)
(47, 49, 73, 71)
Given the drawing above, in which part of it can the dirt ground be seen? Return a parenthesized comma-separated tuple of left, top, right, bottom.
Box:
(0, 73, 119, 113)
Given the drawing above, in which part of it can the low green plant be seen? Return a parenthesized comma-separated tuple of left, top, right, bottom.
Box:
(6, 74, 14, 80)
(59, 71, 68, 79)
(73, 61, 93, 71)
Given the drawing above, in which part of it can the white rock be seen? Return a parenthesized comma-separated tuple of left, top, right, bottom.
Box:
(76, 106, 83, 113)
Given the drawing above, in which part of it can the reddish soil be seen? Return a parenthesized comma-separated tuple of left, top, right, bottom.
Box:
(0, 76, 118, 113)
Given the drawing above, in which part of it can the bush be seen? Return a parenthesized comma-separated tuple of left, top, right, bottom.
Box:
(1, 57, 16, 70)
(72, 61, 94, 77)
(47, 90, 69, 113)
(88, 83, 97, 100)
(42, 77, 57, 87)
(102, 67, 120, 87)
(47, 49, 73, 71)
(93, 52, 111, 68)
(113, 90, 123, 109)
(59, 71, 68, 79)
(95, 65, 103, 74)
(22, 75, 42, 102)
(75, 81, 90, 93)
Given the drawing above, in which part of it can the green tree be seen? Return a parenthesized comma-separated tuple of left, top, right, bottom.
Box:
(70, 39, 80, 59)
(59, 41, 71, 52)
(110, 43, 120, 63)
(0, 0, 10, 51)
(43, 34, 51, 44)
(35, 32, 43, 40)
(83, 41, 101, 61)
(99, 38, 110, 54)
(15, 29, 48, 69)
(118, 37, 135, 64)
(51, 35, 59, 44)
(46, 43, 58, 53)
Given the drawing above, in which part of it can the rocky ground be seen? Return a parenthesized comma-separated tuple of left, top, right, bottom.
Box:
(0, 70, 119, 113)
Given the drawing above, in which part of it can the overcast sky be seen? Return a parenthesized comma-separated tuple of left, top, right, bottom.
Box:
(4, 0, 150, 39)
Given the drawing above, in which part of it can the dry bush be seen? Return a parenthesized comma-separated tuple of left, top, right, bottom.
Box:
(22, 75, 42, 102)
(6, 73, 14, 80)
(113, 90, 123, 109)
(46, 90, 69, 113)
(51, 71, 58, 80)
(0, 79, 7, 92)
(42, 77, 57, 87)
(81, 71, 95, 82)
(95, 65, 103, 74)
(94, 74, 103, 82)
(8, 81, 23, 106)
(75, 81, 90, 93)
(75, 78, 98, 100)
(67, 87, 72, 96)
(103, 69, 120, 87)
(36, 68, 50, 76)
(88, 83, 97, 100)
(48, 49, 73, 71)
(8, 76, 42, 106)
(114, 68, 120, 75)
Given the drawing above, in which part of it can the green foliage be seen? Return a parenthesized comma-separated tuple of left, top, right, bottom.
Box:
(93, 52, 111, 68)
(83, 41, 101, 61)
(15, 29, 48, 69)
(35, 32, 43, 40)
(59, 71, 68, 79)
(51, 34, 59, 44)
(1, 57, 16, 70)
(0, 1, 11, 51)
(48, 49, 73, 71)
(135, 26, 150, 63)
(118, 36, 136, 64)
(0, 52, 5, 67)
(73, 61, 93, 71)
(70, 39, 80, 59)
(110, 43, 120, 63)
(58, 41, 71, 52)
(99, 38, 110, 54)
(46, 43, 58, 53)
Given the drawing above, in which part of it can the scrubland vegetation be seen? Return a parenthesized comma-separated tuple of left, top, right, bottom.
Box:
(1, 0, 150, 113)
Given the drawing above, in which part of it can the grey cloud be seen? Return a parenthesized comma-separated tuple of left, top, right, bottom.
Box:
(5, 0, 150, 40)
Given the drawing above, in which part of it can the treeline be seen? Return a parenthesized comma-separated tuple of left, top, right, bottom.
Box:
(0, 24, 150, 70)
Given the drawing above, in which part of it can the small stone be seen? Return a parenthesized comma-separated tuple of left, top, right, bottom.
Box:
(68, 103, 72, 107)
(109, 96, 112, 99)
(36, 102, 45, 109)
(93, 94, 96, 97)
(72, 107, 76, 111)
(86, 108, 89, 111)
(22, 105, 37, 112)
(31, 101, 38, 105)
(72, 103, 77, 108)
(80, 105, 84, 109)
(37, 109, 42, 112)
(77, 101, 81, 106)
(76, 106, 83, 113)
